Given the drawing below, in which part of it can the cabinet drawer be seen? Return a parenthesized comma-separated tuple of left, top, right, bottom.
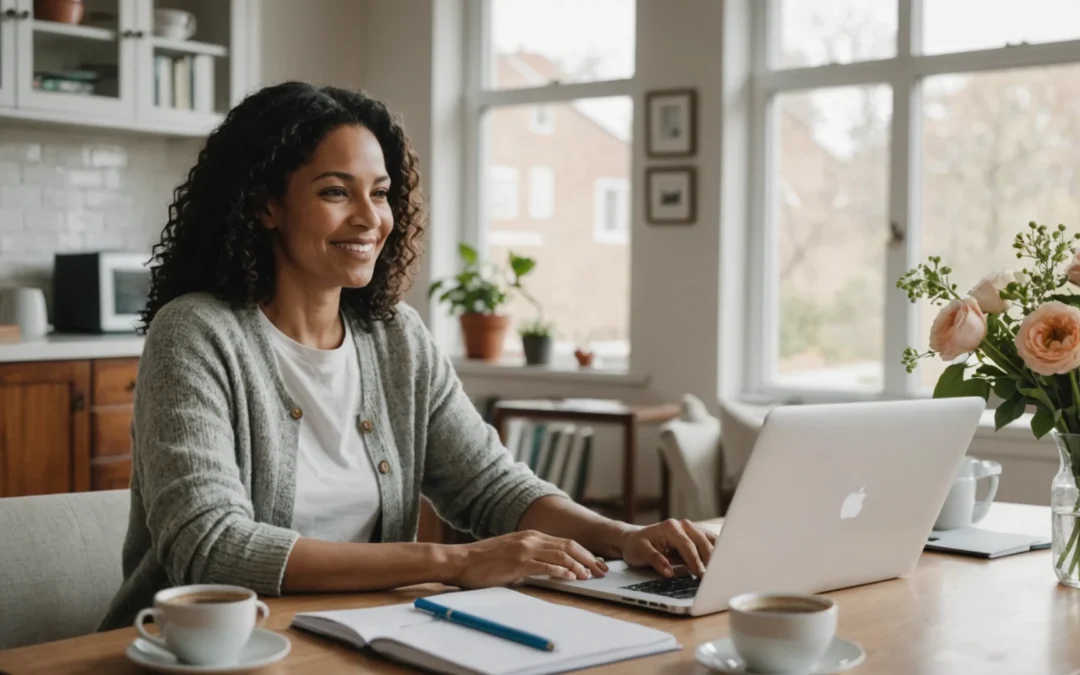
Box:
(92, 359, 139, 406)
(92, 407, 133, 458)
(92, 459, 132, 491)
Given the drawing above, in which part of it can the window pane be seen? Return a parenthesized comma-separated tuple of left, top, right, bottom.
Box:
(778, 0, 896, 69)
(773, 86, 891, 392)
(924, 0, 1080, 54)
(489, 0, 635, 90)
(919, 64, 1080, 389)
(484, 98, 633, 364)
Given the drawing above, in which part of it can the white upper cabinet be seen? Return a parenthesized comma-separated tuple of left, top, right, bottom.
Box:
(0, 0, 251, 135)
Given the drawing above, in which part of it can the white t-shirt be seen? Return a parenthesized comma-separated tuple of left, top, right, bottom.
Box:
(259, 310, 382, 543)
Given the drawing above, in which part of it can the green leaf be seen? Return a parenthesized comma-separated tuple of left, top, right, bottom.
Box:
(995, 392, 1027, 430)
(427, 279, 443, 299)
(1032, 407, 1056, 439)
(933, 363, 967, 399)
(509, 253, 536, 280)
(1019, 386, 1055, 411)
(992, 377, 1017, 400)
(959, 377, 991, 401)
(458, 243, 478, 266)
(1050, 293, 1080, 309)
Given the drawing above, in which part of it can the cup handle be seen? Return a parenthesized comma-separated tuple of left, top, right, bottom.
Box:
(254, 600, 270, 629)
(134, 608, 169, 651)
(971, 460, 1002, 524)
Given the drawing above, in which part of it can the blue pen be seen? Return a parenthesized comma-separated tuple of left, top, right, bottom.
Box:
(413, 597, 556, 652)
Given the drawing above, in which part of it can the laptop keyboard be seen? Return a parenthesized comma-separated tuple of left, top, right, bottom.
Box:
(621, 574, 701, 599)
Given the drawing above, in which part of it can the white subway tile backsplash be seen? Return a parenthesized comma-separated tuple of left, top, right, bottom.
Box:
(1, 185, 42, 209)
(0, 208, 22, 230)
(0, 141, 42, 163)
(0, 161, 20, 184)
(0, 124, 194, 286)
(42, 188, 84, 208)
(23, 209, 65, 231)
(89, 145, 128, 168)
(42, 144, 91, 167)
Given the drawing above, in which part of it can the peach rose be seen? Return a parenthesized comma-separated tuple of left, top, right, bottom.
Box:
(1015, 301, 1080, 376)
(1066, 252, 1080, 287)
(929, 297, 987, 362)
(970, 271, 1014, 314)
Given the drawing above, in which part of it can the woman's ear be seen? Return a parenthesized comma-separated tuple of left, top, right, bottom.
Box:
(259, 198, 281, 231)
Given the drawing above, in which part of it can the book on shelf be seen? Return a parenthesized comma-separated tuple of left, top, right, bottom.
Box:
(153, 53, 215, 112)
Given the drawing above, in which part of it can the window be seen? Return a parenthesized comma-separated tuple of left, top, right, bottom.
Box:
(593, 178, 629, 244)
(749, 0, 1080, 397)
(470, 1, 635, 366)
(528, 166, 555, 219)
(489, 165, 518, 220)
(530, 105, 555, 134)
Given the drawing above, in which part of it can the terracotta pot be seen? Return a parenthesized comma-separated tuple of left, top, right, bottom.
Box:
(35, 0, 84, 24)
(459, 313, 509, 362)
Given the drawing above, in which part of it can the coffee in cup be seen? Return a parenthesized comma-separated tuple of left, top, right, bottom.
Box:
(134, 584, 269, 666)
(934, 457, 1001, 530)
(728, 592, 837, 673)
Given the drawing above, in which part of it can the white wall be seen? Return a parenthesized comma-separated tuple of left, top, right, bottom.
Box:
(255, 0, 368, 90)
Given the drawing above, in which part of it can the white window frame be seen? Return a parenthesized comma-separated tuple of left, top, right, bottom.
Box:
(528, 165, 555, 220)
(593, 177, 630, 245)
(489, 165, 519, 220)
(746, 0, 1080, 401)
(530, 104, 556, 134)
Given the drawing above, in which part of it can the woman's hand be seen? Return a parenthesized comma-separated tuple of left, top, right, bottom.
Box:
(619, 519, 717, 578)
(447, 530, 609, 588)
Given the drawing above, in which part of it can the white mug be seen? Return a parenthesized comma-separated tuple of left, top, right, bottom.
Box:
(153, 9, 196, 40)
(728, 592, 837, 673)
(0, 287, 48, 338)
(134, 584, 269, 666)
(934, 457, 1001, 530)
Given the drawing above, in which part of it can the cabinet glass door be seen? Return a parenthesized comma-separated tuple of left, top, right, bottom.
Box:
(137, 0, 242, 128)
(15, 0, 136, 117)
(0, 0, 16, 106)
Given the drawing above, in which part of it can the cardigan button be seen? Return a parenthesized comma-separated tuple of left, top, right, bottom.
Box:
(360, 419, 374, 432)
(289, 407, 303, 420)
(377, 460, 390, 475)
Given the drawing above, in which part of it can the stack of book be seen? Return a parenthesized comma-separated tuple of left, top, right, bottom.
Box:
(504, 420, 593, 502)
(153, 54, 214, 112)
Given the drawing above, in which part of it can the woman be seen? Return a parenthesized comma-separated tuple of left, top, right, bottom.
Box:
(100, 82, 715, 630)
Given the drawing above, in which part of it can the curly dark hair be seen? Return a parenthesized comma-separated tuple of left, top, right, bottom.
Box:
(139, 81, 425, 333)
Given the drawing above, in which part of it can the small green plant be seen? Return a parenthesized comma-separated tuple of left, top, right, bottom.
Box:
(428, 243, 537, 315)
(519, 319, 554, 338)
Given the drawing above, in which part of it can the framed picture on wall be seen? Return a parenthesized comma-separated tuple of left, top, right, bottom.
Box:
(646, 166, 696, 225)
(646, 88, 697, 157)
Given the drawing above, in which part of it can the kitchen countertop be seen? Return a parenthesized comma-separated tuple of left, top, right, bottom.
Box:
(0, 333, 145, 363)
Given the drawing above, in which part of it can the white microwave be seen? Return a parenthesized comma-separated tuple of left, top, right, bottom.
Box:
(53, 252, 151, 333)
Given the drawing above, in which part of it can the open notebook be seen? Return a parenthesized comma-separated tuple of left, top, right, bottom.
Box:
(290, 587, 679, 675)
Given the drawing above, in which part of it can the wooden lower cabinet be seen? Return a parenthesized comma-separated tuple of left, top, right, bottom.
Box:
(0, 361, 91, 497)
(0, 357, 138, 498)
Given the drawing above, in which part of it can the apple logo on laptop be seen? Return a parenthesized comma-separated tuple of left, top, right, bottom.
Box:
(840, 487, 867, 520)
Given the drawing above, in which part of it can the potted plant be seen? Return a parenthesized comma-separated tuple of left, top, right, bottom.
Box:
(519, 320, 554, 366)
(429, 244, 537, 362)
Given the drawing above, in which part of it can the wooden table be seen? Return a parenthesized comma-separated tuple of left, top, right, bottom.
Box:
(2, 503, 1076, 674)
(491, 399, 682, 523)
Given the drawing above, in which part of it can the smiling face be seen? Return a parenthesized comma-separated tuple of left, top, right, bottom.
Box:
(262, 124, 394, 292)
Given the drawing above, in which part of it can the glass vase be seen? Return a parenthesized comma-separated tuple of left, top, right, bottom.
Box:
(1052, 432, 1080, 588)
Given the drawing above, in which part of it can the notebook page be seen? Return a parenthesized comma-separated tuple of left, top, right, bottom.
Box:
(292, 601, 431, 646)
(380, 588, 678, 675)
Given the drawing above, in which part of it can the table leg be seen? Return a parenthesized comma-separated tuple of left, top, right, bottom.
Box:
(660, 454, 670, 521)
(624, 421, 636, 524)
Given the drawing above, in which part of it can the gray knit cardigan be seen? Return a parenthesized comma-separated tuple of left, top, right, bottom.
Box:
(99, 292, 563, 630)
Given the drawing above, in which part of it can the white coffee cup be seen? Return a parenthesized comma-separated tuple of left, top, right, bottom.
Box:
(134, 584, 269, 666)
(728, 592, 837, 673)
(934, 457, 1001, 530)
(153, 9, 196, 40)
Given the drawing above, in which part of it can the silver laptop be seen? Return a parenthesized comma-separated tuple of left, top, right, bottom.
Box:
(525, 397, 985, 616)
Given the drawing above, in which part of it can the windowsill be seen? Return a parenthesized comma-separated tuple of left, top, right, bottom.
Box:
(453, 358, 650, 386)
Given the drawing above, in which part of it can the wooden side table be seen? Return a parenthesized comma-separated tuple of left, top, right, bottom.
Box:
(491, 399, 681, 524)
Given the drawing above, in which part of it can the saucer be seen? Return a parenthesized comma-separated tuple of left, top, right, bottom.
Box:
(124, 628, 290, 673)
(695, 636, 865, 674)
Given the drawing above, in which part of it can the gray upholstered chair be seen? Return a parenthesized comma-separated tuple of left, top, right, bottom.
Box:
(0, 489, 130, 649)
